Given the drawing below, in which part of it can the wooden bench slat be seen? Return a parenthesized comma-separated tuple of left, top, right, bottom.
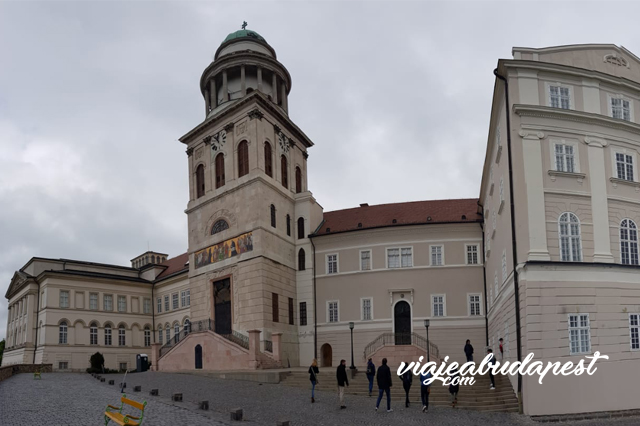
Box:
(122, 396, 145, 411)
(105, 412, 140, 426)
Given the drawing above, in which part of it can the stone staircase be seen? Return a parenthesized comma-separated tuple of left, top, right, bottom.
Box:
(280, 369, 519, 412)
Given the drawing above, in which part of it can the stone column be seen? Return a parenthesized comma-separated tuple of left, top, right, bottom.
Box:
(209, 79, 216, 108)
(150, 343, 161, 371)
(204, 87, 210, 115)
(281, 83, 288, 112)
(247, 329, 261, 369)
(240, 65, 246, 96)
(222, 70, 228, 102)
(271, 73, 278, 104)
(585, 136, 614, 262)
(257, 67, 263, 92)
(272, 332, 283, 363)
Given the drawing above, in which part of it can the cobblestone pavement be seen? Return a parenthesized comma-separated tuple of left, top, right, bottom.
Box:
(2, 371, 639, 426)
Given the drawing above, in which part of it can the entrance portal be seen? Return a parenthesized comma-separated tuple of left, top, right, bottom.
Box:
(195, 344, 202, 369)
(394, 301, 411, 345)
(213, 278, 231, 335)
(320, 343, 332, 367)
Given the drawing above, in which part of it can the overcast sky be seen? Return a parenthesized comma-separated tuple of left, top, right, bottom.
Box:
(2, 1, 640, 340)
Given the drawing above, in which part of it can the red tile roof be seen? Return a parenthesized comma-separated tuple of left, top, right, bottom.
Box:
(313, 198, 481, 236)
(156, 252, 189, 280)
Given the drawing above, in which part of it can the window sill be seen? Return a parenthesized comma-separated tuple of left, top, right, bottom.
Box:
(548, 170, 586, 183)
(610, 177, 640, 191)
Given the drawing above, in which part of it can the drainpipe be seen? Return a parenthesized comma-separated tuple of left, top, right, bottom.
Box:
(309, 236, 318, 360)
(477, 211, 489, 347)
(494, 68, 523, 414)
(152, 281, 156, 344)
(32, 279, 41, 364)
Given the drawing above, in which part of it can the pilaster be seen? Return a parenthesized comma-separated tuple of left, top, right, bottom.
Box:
(585, 136, 614, 262)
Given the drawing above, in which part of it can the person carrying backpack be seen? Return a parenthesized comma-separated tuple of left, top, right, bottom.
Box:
(366, 358, 376, 397)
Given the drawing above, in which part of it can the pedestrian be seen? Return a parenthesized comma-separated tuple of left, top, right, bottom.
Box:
(499, 338, 504, 360)
(366, 358, 376, 397)
(336, 359, 349, 409)
(420, 369, 432, 413)
(375, 357, 393, 413)
(449, 367, 460, 408)
(308, 358, 319, 403)
(464, 339, 474, 362)
(487, 348, 496, 389)
(400, 362, 413, 407)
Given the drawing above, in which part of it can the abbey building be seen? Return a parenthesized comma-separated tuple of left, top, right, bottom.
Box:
(4, 29, 640, 417)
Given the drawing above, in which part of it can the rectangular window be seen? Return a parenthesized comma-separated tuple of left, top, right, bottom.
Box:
(181, 291, 186, 307)
(387, 248, 400, 268)
(549, 85, 570, 109)
(431, 246, 443, 266)
(59, 290, 69, 308)
(630, 314, 640, 350)
(119, 327, 126, 346)
(172, 293, 179, 310)
(143, 298, 151, 314)
(555, 144, 575, 173)
(118, 296, 126, 313)
(360, 250, 371, 271)
(466, 245, 479, 264)
(568, 313, 591, 354)
(104, 295, 113, 311)
(164, 295, 169, 311)
(89, 293, 98, 310)
(502, 250, 507, 282)
(327, 254, 338, 274)
(272, 293, 279, 323)
(616, 153, 634, 181)
(300, 301, 307, 326)
(157, 297, 162, 313)
(58, 362, 68, 370)
(499, 177, 505, 206)
(288, 297, 294, 325)
(432, 295, 445, 317)
(612, 97, 631, 121)
(158, 329, 163, 345)
(469, 294, 481, 316)
(144, 329, 151, 347)
(328, 301, 339, 323)
(401, 248, 413, 267)
(105, 327, 112, 346)
(166, 328, 170, 344)
(362, 298, 372, 321)
(90, 326, 98, 345)
(186, 290, 190, 306)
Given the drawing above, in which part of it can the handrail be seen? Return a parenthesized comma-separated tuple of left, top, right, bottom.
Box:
(363, 332, 440, 361)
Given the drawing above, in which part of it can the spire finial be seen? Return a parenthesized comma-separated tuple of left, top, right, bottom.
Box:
(242, 21, 248, 30)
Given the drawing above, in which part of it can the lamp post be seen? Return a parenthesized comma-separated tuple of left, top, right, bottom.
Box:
(349, 322, 355, 370)
(424, 319, 430, 362)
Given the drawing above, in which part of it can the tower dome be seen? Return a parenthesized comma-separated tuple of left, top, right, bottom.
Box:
(215, 27, 276, 60)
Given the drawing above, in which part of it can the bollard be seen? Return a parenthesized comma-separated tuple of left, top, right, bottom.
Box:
(134, 386, 141, 392)
(109, 380, 115, 385)
(277, 422, 290, 426)
(150, 389, 159, 396)
(230, 408, 243, 421)
(96, 375, 101, 380)
(199, 401, 209, 410)
(172, 393, 183, 402)
(101, 378, 105, 382)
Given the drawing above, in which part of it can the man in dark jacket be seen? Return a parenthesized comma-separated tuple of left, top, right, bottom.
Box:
(375, 357, 393, 412)
(401, 362, 413, 407)
(366, 358, 376, 397)
(336, 359, 349, 408)
(464, 339, 474, 362)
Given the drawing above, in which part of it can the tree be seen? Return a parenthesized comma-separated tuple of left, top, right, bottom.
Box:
(89, 352, 104, 372)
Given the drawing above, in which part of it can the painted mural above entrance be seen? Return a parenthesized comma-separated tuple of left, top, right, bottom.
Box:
(195, 232, 253, 269)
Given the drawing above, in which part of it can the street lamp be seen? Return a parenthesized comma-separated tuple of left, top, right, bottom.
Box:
(424, 319, 430, 362)
(349, 322, 355, 370)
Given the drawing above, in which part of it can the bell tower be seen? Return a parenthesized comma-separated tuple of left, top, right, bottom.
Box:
(178, 25, 323, 367)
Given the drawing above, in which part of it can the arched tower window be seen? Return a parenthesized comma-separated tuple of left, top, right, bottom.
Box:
(215, 153, 225, 188)
(298, 248, 306, 271)
(196, 164, 205, 198)
(270, 204, 276, 228)
(211, 219, 229, 235)
(297, 217, 305, 239)
(59, 321, 68, 344)
(559, 212, 582, 262)
(295, 166, 302, 193)
(621, 219, 639, 265)
(286, 214, 291, 236)
(281, 155, 288, 189)
(264, 142, 273, 177)
(238, 141, 249, 177)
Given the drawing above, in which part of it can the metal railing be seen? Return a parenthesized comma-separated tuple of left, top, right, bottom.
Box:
(158, 319, 250, 357)
(363, 332, 440, 361)
(220, 330, 250, 350)
(264, 340, 273, 353)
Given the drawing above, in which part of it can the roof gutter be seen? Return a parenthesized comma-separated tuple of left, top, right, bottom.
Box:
(309, 235, 318, 360)
(477, 203, 489, 347)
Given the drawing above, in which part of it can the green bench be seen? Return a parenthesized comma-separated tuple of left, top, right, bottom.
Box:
(104, 394, 147, 426)
(33, 371, 41, 380)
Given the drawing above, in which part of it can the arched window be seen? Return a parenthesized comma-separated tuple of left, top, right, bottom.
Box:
(184, 319, 191, 335)
(118, 325, 126, 346)
(59, 321, 67, 344)
(559, 213, 582, 262)
(144, 326, 151, 347)
(281, 155, 288, 188)
(264, 142, 273, 177)
(298, 248, 306, 271)
(295, 166, 302, 193)
(621, 219, 639, 265)
(211, 219, 229, 235)
(270, 204, 276, 228)
(286, 214, 291, 236)
(215, 153, 225, 188)
(297, 217, 305, 239)
(174, 322, 180, 338)
(196, 164, 205, 198)
(90, 322, 98, 345)
(165, 325, 170, 344)
(104, 324, 112, 346)
(238, 141, 249, 177)
(158, 326, 163, 345)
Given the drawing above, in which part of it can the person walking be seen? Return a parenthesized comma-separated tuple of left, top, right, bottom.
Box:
(366, 358, 376, 397)
(375, 357, 393, 413)
(420, 369, 432, 413)
(308, 358, 319, 403)
(487, 348, 496, 389)
(400, 362, 413, 407)
(464, 339, 474, 362)
(336, 359, 349, 409)
(449, 367, 460, 408)
(499, 338, 504, 360)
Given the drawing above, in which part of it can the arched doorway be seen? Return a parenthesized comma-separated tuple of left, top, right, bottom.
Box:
(394, 301, 412, 345)
(320, 343, 332, 367)
(213, 278, 231, 335)
(195, 344, 203, 369)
